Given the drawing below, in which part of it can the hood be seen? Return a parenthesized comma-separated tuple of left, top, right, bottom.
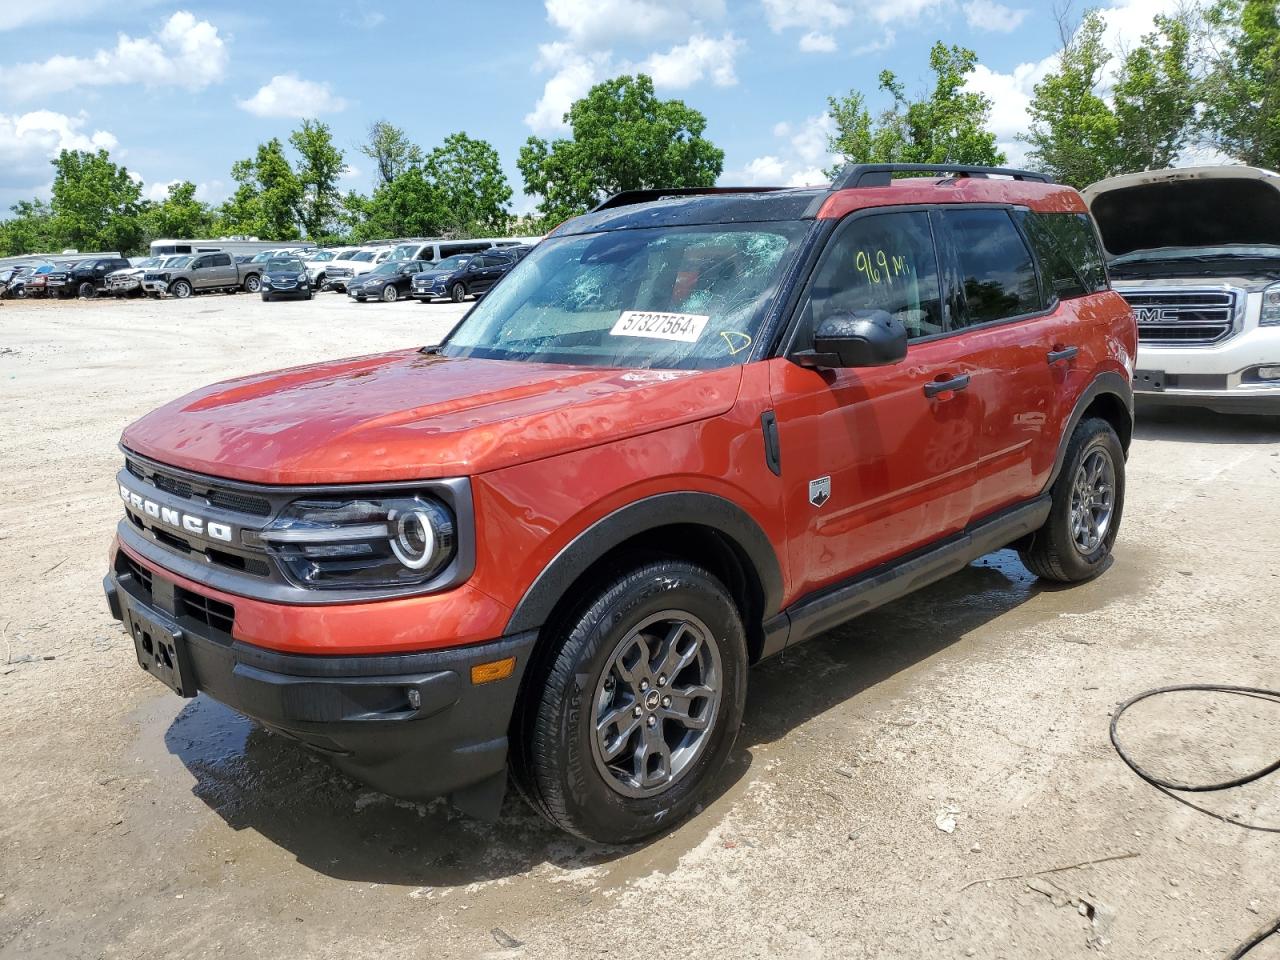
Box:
(120, 350, 741, 485)
(1082, 166, 1280, 258)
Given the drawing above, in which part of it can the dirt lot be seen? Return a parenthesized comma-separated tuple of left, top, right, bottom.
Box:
(1, 293, 1279, 960)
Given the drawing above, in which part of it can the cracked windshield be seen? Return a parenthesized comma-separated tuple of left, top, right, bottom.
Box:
(444, 222, 808, 369)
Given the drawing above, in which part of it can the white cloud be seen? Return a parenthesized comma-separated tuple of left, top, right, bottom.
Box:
(545, 0, 726, 49)
(0, 111, 119, 188)
(963, 0, 1028, 33)
(725, 113, 836, 187)
(798, 31, 837, 53)
(868, 0, 947, 25)
(524, 43, 610, 134)
(143, 177, 225, 202)
(237, 74, 349, 118)
(340, 163, 360, 180)
(0, 12, 227, 101)
(762, 0, 851, 32)
(638, 33, 742, 88)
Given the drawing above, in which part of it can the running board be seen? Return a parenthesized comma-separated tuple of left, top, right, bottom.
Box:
(770, 495, 1052, 651)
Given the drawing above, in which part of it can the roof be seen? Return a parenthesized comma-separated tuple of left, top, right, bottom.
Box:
(550, 166, 1086, 238)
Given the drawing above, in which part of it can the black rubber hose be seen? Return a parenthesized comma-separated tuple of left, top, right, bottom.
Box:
(1110, 684, 1280, 957)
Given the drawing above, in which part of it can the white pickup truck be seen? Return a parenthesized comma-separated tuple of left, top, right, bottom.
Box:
(1084, 166, 1280, 416)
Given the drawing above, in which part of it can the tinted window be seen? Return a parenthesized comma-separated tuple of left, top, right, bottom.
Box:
(1018, 211, 1108, 299)
(800, 210, 944, 342)
(211, 253, 232, 267)
(439, 242, 489, 258)
(942, 209, 1042, 327)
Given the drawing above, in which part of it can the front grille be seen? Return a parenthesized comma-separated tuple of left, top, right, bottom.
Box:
(120, 553, 153, 597)
(1121, 290, 1237, 345)
(127, 458, 271, 516)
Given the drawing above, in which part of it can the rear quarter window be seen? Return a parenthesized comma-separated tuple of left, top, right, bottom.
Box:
(1018, 211, 1109, 299)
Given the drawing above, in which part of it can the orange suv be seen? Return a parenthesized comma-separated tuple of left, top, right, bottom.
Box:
(104, 164, 1136, 842)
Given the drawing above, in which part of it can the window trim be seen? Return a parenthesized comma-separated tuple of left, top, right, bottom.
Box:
(777, 204, 948, 359)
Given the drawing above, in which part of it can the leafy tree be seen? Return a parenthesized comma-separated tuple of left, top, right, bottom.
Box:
(425, 132, 512, 235)
(827, 43, 1005, 172)
(1022, 11, 1194, 187)
(48, 149, 145, 253)
(218, 138, 302, 240)
(360, 121, 424, 187)
(290, 120, 345, 240)
(361, 166, 444, 240)
(140, 181, 216, 241)
(1200, 0, 1280, 168)
(0, 199, 56, 256)
(518, 74, 724, 222)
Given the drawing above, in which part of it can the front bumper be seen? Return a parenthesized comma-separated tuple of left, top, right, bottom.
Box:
(1135, 326, 1280, 415)
(104, 552, 536, 816)
(141, 279, 168, 294)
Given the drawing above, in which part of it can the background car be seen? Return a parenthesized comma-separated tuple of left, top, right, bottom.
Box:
(345, 259, 426, 302)
(260, 256, 313, 301)
(14, 263, 58, 298)
(411, 250, 519, 302)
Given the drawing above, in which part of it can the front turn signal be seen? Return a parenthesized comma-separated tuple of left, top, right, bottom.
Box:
(471, 657, 516, 685)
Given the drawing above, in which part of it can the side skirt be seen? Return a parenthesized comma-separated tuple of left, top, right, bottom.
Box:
(765, 495, 1051, 653)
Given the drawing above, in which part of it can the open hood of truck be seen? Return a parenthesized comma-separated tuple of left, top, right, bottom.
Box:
(120, 350, 741, 484)
(1082, 166, 1280, 258)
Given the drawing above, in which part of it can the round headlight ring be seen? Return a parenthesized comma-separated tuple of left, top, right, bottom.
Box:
(389, 507, 438, 570)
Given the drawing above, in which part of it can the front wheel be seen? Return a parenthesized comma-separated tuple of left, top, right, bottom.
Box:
(1019, 417, 1125, 583)
(77, 281, 96, 299)
(169, 279, 192, 299)
(381, 285, 398, 303)
(512, 560, 747, 843)
(450, 282, 466, 303)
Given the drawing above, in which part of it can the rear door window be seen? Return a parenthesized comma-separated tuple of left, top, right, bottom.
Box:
(940, 209, 1042, 327)
(1018, 211, 1108, 299)
(799, 210, 945, 343)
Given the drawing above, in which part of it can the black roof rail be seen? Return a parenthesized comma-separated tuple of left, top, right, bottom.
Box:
(832, 163, 1054, 189)
(590, 185, 787, 213)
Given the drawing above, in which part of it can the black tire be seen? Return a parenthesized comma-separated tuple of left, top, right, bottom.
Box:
(77, 281, 96, 299)
(381, 285, 398, 303)
(170, 279, 192, 299)
(1019, 417, 1125, 583)
(450, 282, 466, 303)
(13, 286, 26, 299)
(243, 274, 261, 293)
(512, 559, 748, 843)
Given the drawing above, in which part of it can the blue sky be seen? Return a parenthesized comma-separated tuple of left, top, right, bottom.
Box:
(0, 0, 1179, 216)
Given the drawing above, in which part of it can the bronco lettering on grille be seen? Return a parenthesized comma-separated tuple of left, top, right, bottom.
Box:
(119, 484, 232, 542)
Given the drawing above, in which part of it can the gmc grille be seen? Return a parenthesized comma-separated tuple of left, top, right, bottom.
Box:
(1120, 290, 1237, 346)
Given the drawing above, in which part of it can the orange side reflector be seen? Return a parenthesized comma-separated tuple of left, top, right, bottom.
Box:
(471, 656, 516, 685)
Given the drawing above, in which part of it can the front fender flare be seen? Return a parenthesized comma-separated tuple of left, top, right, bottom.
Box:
(503, 492, 784, 636)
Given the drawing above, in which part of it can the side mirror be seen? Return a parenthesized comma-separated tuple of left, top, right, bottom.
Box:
(796, 310, 908, 369)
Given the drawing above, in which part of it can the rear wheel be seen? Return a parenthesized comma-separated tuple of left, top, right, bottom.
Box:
(512, 560, 747, 843)
(243, 274, 261, 293)
(169, 279, 192, 299)
(450, 282, 466, 303)
(1019, 417, 1125, 583)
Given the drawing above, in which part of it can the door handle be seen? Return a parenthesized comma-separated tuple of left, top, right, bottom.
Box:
(923, 374, 971, 398)
(1047, 345, 1079, 365)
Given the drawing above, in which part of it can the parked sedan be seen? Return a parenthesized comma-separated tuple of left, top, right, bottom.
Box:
(260, 257, 313, 301)
(345, 259, 426, 302)
(410, 251, 520, 303)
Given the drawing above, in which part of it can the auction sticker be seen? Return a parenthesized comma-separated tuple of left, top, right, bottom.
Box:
(610, 310, 709, 342)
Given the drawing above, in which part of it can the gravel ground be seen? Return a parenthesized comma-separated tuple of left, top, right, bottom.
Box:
(1, 293, 1279, 960)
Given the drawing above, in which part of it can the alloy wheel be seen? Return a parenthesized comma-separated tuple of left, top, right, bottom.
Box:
(1070, 446, 1115, 555)
(591, 610, 722, 799)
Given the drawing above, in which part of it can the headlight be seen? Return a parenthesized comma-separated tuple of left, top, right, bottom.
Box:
(297, 273, 308, 283)
(255, 495, 456, 589)
(1262, 282, 1280, 326)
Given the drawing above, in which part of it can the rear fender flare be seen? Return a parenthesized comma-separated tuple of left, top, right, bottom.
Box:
(1044, 371, 1134, 492)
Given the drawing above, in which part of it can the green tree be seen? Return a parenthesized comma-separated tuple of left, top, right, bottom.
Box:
(360, 120, 424, 188)
(1200, 0, 1280, 167)
(425, 132, 512, 235)
(48, 149, 145, 253)
(361, 166, 445, 240)
(827, 43, 1005, 172)
(1022, 11, 1195, 187)
(140, 181, 216, 241)
(0, 199, 57, 256)
(518, 74, 724, 222)
(218, 138, 302, 239)
(290, 120, 345, 240)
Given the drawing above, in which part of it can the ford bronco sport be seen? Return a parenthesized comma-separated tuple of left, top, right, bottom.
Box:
(1083, 166, 1280, 416)
(104, 164, 1136, 843)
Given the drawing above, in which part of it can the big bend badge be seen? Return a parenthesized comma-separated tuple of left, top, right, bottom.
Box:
(808, 476, 831, 508)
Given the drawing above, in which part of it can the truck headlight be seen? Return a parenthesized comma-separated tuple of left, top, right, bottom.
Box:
(256, 495, 456, 589)
(1263, 282, 1280, 326)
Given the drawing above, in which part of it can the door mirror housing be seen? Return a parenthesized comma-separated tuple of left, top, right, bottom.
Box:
(795, 310, 909, 369)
